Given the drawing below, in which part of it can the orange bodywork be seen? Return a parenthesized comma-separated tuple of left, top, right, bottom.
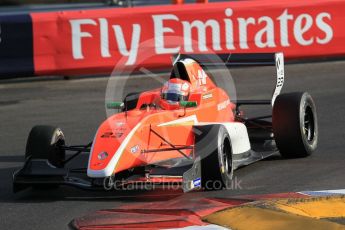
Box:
(88, 60, 235, 177)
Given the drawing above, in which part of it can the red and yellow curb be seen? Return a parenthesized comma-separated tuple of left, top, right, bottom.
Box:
(204, 196, 345, 230)
(71, 191, 345, 229)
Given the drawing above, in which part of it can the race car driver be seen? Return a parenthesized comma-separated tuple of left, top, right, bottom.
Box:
(160, 78, 191, 109)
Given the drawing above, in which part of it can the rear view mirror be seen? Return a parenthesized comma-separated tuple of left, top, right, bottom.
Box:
(106, 102, 124, 110)
(180, 101, 198, 108)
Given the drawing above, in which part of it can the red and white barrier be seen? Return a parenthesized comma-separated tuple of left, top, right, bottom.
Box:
(31, 0, 345, 75)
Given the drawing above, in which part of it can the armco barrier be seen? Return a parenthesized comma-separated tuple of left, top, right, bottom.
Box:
(2, 0, 345, 77)
(0, 14, 34, 77)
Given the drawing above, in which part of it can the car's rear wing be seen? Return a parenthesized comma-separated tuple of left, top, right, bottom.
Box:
(173, 53, 284, 106)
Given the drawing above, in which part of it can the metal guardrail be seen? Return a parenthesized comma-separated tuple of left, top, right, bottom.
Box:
(0, 0, 231, 14)
(0, 0, 106, 5)
(108, 0, 229, 7)
(0, 0, 229, 7)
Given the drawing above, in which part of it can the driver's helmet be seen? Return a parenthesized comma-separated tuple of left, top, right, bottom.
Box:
(161, 78, 191, 103)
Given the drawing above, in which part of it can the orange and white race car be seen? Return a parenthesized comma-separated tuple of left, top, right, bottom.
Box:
(13, 53, 318, 192)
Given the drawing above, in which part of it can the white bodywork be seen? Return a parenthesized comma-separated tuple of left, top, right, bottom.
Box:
(222, 123, 251, 155)
(197, 122, 251, 155)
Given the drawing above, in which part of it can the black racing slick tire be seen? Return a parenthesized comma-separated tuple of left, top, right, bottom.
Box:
(25, 125, 66, 168)
(194, 124, 233, 190)
(272, 92, 318, 158)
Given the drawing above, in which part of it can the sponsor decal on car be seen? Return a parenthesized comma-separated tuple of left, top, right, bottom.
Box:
(182, 82, 190, 91)
(130, 144, 140, 154)
(202, 93, 213, 100)
(217, 99, 230, 111)
(197, 69, 207, 86)
(115, 122, 125, 127)
(191, 178, 201, 189)
(101, 131, 123, 138)
(97, 151, 108, 160)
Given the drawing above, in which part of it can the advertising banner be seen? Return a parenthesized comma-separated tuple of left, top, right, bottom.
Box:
(31, 0, 345, 75)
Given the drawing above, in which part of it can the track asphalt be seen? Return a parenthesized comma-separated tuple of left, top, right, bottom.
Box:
(0, 60, 344, 229)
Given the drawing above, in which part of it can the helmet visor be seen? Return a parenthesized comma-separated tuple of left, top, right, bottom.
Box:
(162, 92, 188, 102)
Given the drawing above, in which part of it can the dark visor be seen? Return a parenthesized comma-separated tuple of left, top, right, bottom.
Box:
(162, 93, 187, 102)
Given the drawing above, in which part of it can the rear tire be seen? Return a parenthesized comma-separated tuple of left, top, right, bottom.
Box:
(194, 125, 233, 190)
(25, 125, 65, 168)
(272, 92, 318, 158)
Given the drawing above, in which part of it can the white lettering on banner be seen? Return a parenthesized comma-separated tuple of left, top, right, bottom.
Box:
(238, 17, 255, 49)
(294, 14, 314, 46)
(70, 19, 97, 59)
(277, 10, 293, 47)
(68, 8, 333, 65)
(316, 13, 333, 44)
(152, 14, 180, 54)
(182, 19, 221, 52)
(70, 18, 141, 65)
(112, 24, 141, 65)
(99, 18, 111, 58)
(224, 8, 235, 50)
(255, 16, 276, 48)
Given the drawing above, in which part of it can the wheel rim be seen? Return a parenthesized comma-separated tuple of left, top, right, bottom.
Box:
(221, 137, 232, 176)
(303, 105, 315, 143)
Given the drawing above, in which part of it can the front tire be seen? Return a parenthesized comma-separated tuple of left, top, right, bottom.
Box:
(272, 92, 318, 158)
(194, 125, 233, 190)
(25, 125, 65, 168)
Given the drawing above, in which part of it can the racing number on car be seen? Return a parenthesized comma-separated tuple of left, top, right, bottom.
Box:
(198, 69, 207, 85)
(276, 57, 284, 87)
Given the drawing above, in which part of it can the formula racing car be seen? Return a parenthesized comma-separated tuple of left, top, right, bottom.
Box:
(13, 53, 318, 192)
